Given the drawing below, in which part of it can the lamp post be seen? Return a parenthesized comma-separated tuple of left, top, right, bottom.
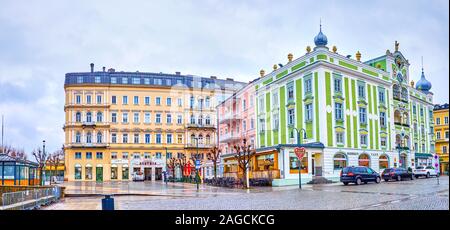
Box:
(292, 128, 307, 189)
(42, 140, 46, 186)
(193, 137, 200, 191)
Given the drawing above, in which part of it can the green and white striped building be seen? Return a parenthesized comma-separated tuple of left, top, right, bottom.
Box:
(253, 26, 434, 186)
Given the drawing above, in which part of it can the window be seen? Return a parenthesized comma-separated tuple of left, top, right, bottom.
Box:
(144, 78, 150, 85)
(122, 113, 128, 123)
(288, 109, 295, 126)
(111, 77, 117, 84)
(445, 117, 449, 124)
(251, 118, 255, 129)
(75, 112, 81, 122)
(334, 78, 342, 92)
(198, 115, 203, 125)
(156, 114, 161, 124)
(446, 131, 449, 139)
(145, 134, 151, 144)
(288, 84, 294, 100)
(156, 153, 162, 159)
(112, 96, 117, 104)
(333, 153, 347, 170)
(133, 113, 139, 123)
(190, 115, 195, 124)
(379, 155, 389, 170)
(74, 165, 82, 180)
(96, 95, 102, 104)
(380, 112, 386, 127)
(164, 114, 171, 124)
(122, 96, 128, 105)
(122, 134, 128, 143)
(122, 77, 128, 84)
(156, 97, 161, 105)
(177, 115, 183, 124)
(259, 97, 265, 113)
(437, 132, 441, 139)
(413, 105, 417, 114)
(305, 104, 313, 121)
(86, 112, 92, 122)
(381, 137, 387, 147)
(85, 165, 92, 180)
(134, 134, 139, 144)
(177, 134, 183, 144)
(289, 152, 308, 173)
(359, 107, 367, 124)
(122, 166, 129, 180)
(111, 133, 117, 143)
(96, 152, 103, 159)
(133, 96, 139, 105)
(205, 116, 211, 125)
(144, 113, 151, 124)
(156, 134, 162, 144)
(305, 78, 312, 94)
(77, 76, 83, 83)
(336, 132, 344, 145)
(86, 132, 92, 143)
(190, 96, 195, 108)
(145, 96, 150, 105)
(378, 90, 385, 103)
(358, 84, 365, 99)
(75, 152, 81, 159)
(360, 134, 368, 146)
(111, 166, 118, 180)
(155, 78, 162, 85)
(166, 152, 172, 159)
(122, 152, 129, 159)
(166, 97, 172, 106)
(132, 78, 140, 84)
(96, 132, 102, 143)
(436, 118, 441, 125)
(167, 134, 172, 144)
(86, 152, 92, 159)
(86, 95, 92, 104)
(205, 97, 210, 107)
(133, 153, 140, 159)
(272, 92, 279, 108)
(443, 146, 448, 154)
(76, 95, 81, 104)
(259, 118, 265, 133)
(335, 103, 343, 120)
(358, 154, 370, 167)
(243, 120, 247, 131)
(273, 113, 279, 130)
(177, 98, 182, 107)
(75, 132, 81, 143)
(97, 112, 103, 122)
(420, 108, 424, 117)
(111, 113, 117, 123)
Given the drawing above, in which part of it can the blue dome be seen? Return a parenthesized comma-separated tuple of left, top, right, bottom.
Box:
(415, 68, 432, 92)
(314, 25, 328, 46)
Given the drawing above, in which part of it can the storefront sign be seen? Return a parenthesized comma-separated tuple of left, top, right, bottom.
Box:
(294, 147, 306, 160)
(111, 159, 129, 164)
(131, 159, 164, 167)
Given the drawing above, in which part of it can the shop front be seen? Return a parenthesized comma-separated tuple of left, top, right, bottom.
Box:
(131, 158, 165, 181)
(415, 153, 434, 167)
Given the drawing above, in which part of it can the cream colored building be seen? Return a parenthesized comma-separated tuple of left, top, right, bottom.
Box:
(63, 64, 245, 182)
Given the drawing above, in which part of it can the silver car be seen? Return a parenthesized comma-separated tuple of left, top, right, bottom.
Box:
(413, 166, 439, 178)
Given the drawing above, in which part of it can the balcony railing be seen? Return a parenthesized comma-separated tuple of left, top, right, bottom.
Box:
(66, 143, 109, 148)
(220, 132, 241, 143)
(219, 112, 243, 124)
(186, 123, 216, 129)
(185, 143, 214, 148)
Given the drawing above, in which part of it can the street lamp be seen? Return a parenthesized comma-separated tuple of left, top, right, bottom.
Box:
(292, 128, 307, 189)
(396, 132, 405, 168)
(193, 137, 200, 191)
(42, 140, 46, 186)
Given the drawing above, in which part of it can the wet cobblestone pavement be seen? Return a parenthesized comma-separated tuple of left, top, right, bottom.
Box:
(44, 176, 449, 210)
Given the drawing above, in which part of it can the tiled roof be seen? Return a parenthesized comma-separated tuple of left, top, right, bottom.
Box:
(0, 154, 39, 166)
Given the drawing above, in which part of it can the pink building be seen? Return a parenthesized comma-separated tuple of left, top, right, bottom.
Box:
(217, 80, 257, 176)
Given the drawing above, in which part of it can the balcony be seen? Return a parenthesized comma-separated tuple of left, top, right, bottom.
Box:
(219, 112, 242, 124)
(186, 123, 216, 129)
(185, 143, 214, 149)
(64, 103, 110, 109)
(220, 132, 241, 143)
(66, 142, 109, 148)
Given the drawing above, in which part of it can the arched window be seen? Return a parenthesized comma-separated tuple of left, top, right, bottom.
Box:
(358, 154, 370, 167)
(205, 116, 211, 125)
(97, 112, 103, 122)
(205, 97, 210, 107)
(403, 112, 409, 125)
(393, 84, 400, 99)
(379, 155, 389, 170)
(86, 112, 92, 122)
(198, 115, 203, 125)
(191, 134, 196, 145)
(206, 135, 211, 145)
(74, 164, 82, 180)
(75, 112, 81, 122)
(198, 98, 203, 109)
(97, 131, 102, 143)
(401, 87, 408, 101)
(395, 134, 401, 147)
(86, 132, 92, 143)
(75, 132, 81, 143)
(190, 115, 195, 124)
(190, 96, 195, 108)
(394, 110, 402, 124)
(333, 153, 347, 170)
(198, 134, 203, 144)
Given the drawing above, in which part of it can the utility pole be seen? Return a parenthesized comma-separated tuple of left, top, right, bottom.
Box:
(1, 115, 4, 154)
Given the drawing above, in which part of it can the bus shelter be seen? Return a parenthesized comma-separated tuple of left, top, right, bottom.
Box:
(0, 154, 40, 186)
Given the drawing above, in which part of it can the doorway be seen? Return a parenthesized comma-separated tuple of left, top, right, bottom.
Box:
(144, 168, 152, 181)
(312, 159, 315, 175)
(155, 168, 162, 180)
(96, 167, 103, 182)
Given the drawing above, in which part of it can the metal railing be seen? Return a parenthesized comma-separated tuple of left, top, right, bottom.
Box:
(1, 187, 61, 210)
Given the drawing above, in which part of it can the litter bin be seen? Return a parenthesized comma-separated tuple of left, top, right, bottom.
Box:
(102, 195, 114, 210)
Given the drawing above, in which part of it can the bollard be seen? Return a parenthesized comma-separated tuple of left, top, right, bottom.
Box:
(101, 195, 114, 210)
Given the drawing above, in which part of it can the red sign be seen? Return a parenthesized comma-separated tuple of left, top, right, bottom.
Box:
(294, 147, 306, 160)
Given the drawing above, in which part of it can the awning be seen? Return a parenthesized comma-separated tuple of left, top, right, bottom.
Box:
(415, 153, 433, 159)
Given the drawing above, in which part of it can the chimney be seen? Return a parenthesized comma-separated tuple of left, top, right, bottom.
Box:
(226, 78, 234, 81)
(175, 72, 181, 75)
(210, 76, 217, 79)
(90, 63, 94, 73)
(102, 67, 106, 72)
(108, 68, 115, 73)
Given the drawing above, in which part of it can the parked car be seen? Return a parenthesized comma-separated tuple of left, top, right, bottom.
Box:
(414, 166, 439, 178)
(382, 168, 414, 182)
(132, 171, 144, 181)
(340, 166, 381, 185)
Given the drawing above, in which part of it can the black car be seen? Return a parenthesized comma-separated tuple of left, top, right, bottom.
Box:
(382, 168, 414, 182)
(340, 166, 381, 185)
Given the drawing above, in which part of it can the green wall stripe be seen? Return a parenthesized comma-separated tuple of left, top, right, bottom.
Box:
(266, 93, 272, 147)
(339, 60, 358, 70)
(317, 54, 327, 60)
(280, 86, 287, 144)
(296, 79, 303, 131)
(351, 79, 358, 148)
(325, 72, 333, 146)
(373, 85, 379, 149)
(367, 85, 373, 149)
(344, 77, 352, 148)
(292, 61, 306, 72)
(263, 78, 273, 85)
(362, 68, 379, 77)
(314, 72, 320, 141)
(276, 70, 288, 79)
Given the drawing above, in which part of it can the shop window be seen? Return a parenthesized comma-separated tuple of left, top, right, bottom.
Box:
(122, 166, 129, 180)
(379, 155, 389, 170)
(74, 165, 82, 180)
(111, 166, 118, 180)
(255, 154, 275, 171)
(358, 154, 370, 167)
(289, 152, 308, 173)
(85, 166, 92, 180)
(333, 153, 347, 170)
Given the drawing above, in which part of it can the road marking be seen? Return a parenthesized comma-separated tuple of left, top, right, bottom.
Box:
(391, 200, 401, 204)
(371, 204, 382, 207)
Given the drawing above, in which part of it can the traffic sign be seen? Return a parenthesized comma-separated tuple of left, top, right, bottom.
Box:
(294, 147, 306, 160)
(195, 160, 201, 169)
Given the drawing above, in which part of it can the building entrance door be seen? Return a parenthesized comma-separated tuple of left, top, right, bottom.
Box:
(312, 159, 315, 175)
(96, 167, 103, 182)
(144, 168, 152, 181)
(155, 168, 162, 180)
(400, 154, 407, 169)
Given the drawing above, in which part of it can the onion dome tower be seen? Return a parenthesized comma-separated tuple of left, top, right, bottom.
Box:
(415, 57, 432, 93)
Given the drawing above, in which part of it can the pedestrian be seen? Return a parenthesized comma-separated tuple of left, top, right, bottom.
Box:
(163, 171, 168, 184)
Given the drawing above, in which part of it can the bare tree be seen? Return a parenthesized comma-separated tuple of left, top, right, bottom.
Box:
(32, 147, 47, 186)
(166, 157, 178, 179)
(46, 150, 64, 185)
(1, 145, 27, 160)
(233, 138, 256, 189)
(207, 146, 221, 179)
(178, 153, 192, 179)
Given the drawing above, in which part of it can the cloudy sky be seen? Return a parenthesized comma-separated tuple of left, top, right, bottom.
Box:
(0, 0, 448, 157)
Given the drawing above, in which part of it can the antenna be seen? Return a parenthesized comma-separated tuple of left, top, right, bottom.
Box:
(421, 56, 424, 73)
(1, 115, 4, 154)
